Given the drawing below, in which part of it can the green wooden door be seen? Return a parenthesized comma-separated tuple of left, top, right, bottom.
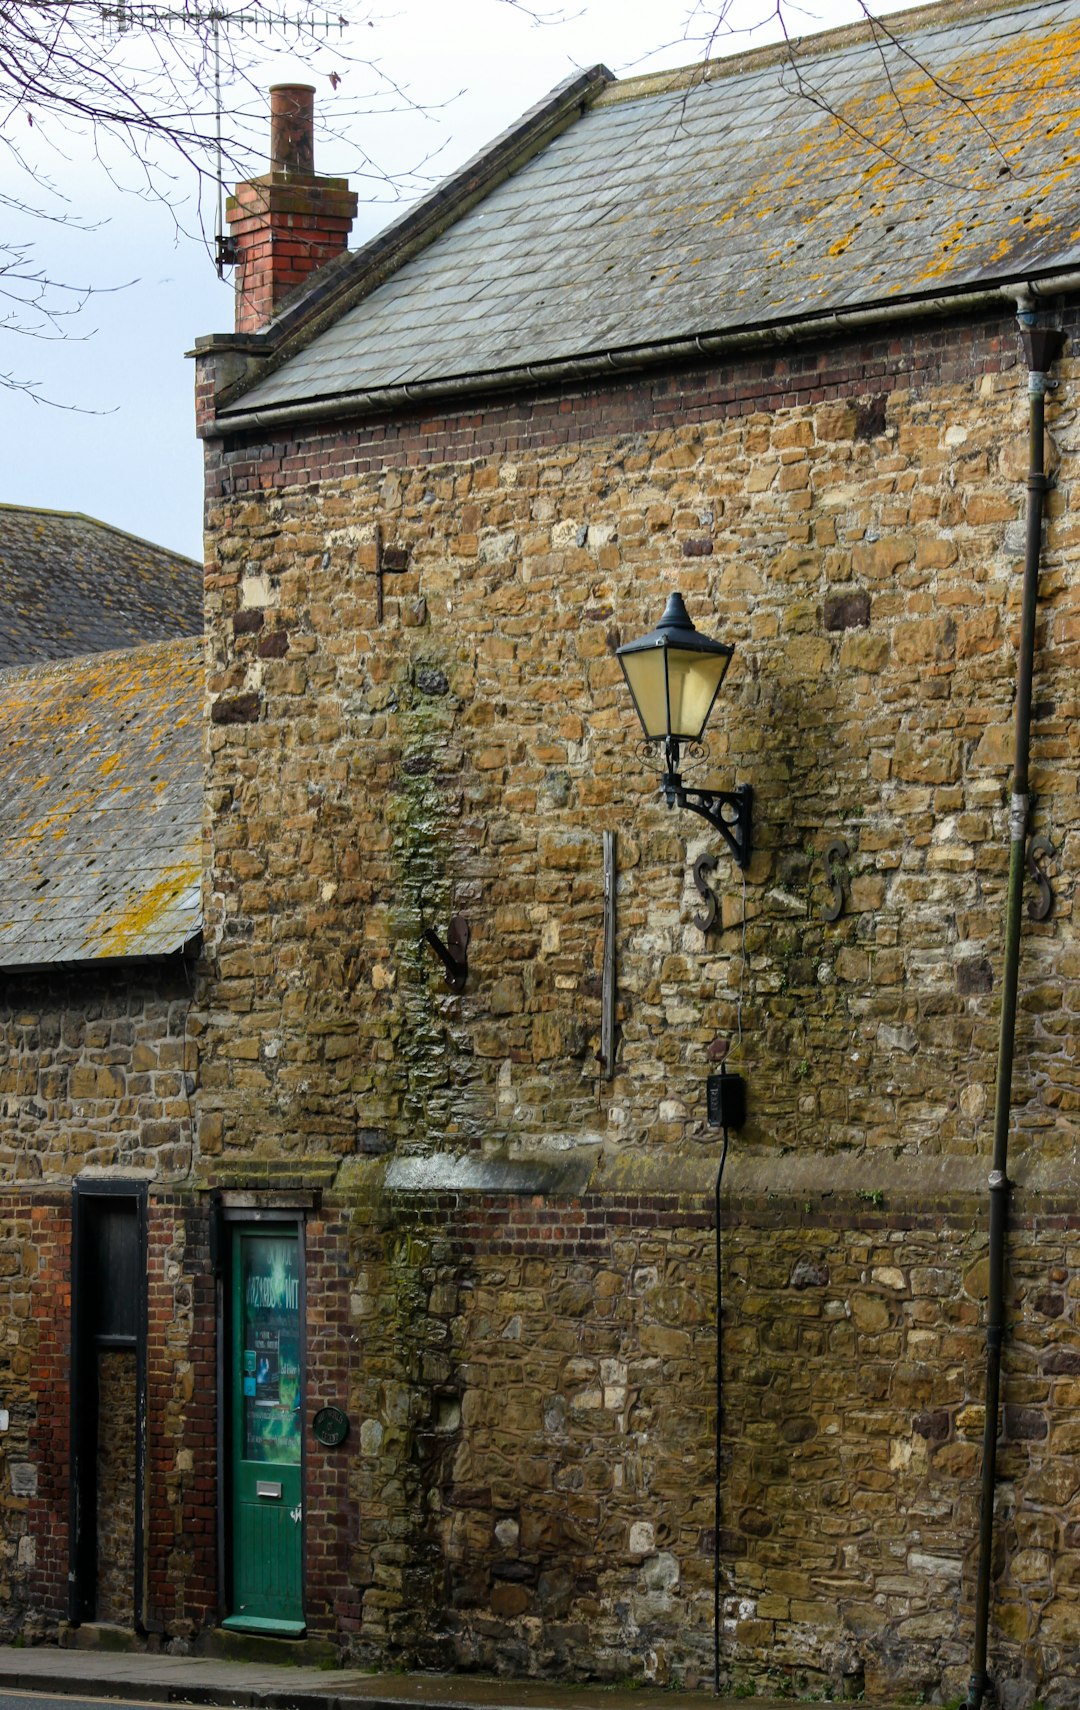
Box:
(225, 1225, 304, 1635)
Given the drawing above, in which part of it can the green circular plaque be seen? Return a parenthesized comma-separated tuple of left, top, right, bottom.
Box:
(312, 1405, 349, 1447)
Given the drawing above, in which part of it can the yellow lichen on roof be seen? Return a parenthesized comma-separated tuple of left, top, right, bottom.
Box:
(680, 14, 1080, 310)
(0, 637, 204, 968)
(89, 859, 202, 960)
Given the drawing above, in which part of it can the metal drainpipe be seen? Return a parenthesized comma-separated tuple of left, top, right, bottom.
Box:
(964, 309, 1064, 1710)
(713, 1117, 730, 1696)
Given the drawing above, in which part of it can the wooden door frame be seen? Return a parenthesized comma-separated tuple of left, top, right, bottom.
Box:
(68, 1180, 148, 1630)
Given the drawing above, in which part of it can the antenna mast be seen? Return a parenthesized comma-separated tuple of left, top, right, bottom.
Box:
(90, 2, 345, 277)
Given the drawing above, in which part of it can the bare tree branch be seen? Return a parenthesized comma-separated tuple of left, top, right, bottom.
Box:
(0, 0, 557, 397)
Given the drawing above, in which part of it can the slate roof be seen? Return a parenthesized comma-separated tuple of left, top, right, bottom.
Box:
(224, 0, 1080, 421)
(0, 639, 203, 969)
(0, 504, 202, 666)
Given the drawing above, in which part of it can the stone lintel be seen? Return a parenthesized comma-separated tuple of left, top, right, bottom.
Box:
(212, 1187, 321, 1211)
(74, 1165, 156, 1182)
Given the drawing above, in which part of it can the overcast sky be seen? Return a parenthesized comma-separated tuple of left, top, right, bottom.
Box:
(1, 0, 918, 562)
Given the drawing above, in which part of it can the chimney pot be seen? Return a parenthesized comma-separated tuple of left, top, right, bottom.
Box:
(270, 83, 316, 176)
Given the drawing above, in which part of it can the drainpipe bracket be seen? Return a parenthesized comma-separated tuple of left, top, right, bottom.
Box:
(966, 1668, 991, 1710)
(988, 1169, 1009, 1191)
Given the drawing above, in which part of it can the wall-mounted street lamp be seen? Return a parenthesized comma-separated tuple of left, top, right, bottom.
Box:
(617, 592, 752, 870)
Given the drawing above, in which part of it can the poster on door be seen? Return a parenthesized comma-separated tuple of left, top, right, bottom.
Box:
(242, 1236, 301, 1463)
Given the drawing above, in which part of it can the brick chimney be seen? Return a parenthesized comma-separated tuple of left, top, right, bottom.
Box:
(226, 84, 358, 334)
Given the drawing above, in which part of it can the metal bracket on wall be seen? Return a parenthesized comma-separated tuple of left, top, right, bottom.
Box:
(423, 914, 469, 992)
(820, 838, 849, 923)
(692, 852, 719, 937)
(374, 522, 410, 625)
(1027, 833, 1056, 921)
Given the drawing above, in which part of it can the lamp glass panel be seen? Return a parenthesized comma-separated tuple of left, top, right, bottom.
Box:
(620, 647, 670, 740)
(666, 646, 729, 741)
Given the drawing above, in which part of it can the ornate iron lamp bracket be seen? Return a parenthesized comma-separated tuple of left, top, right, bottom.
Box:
(663, 771, 753, 871)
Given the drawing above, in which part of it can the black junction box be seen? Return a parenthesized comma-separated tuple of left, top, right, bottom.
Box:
(706, 1071, 746, 1131)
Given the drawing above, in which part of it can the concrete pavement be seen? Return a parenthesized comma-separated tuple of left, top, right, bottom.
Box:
(0, 1643, 899, 1710)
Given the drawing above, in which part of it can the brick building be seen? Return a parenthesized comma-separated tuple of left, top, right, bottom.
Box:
(0, 512, 205, 1636)
(9, 0, 1080, 1702)
(0, 641, 203, 1634)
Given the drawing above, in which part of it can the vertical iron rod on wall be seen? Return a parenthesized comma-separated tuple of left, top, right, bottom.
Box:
(601, 830, 617, 1080)
(965, 312, 1062, 1710)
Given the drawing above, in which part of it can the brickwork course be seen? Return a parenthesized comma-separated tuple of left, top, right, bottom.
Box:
(9, 0, 1080, 1705)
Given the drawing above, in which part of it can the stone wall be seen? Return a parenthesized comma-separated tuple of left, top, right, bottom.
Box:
(0, 966, 198, 1179)
(194, 302, 1080, 1698)
(96, 1349, 137, 1625)
(271, 1167, 1080, 1704)
(346, 1185, 719, 1683)
(200, 309, 1078, 1171)
(193, 304, 1080, 1682)
(0, 967, 207, 1640)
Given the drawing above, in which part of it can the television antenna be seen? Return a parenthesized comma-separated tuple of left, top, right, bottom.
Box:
(88, 2, 346, 275)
